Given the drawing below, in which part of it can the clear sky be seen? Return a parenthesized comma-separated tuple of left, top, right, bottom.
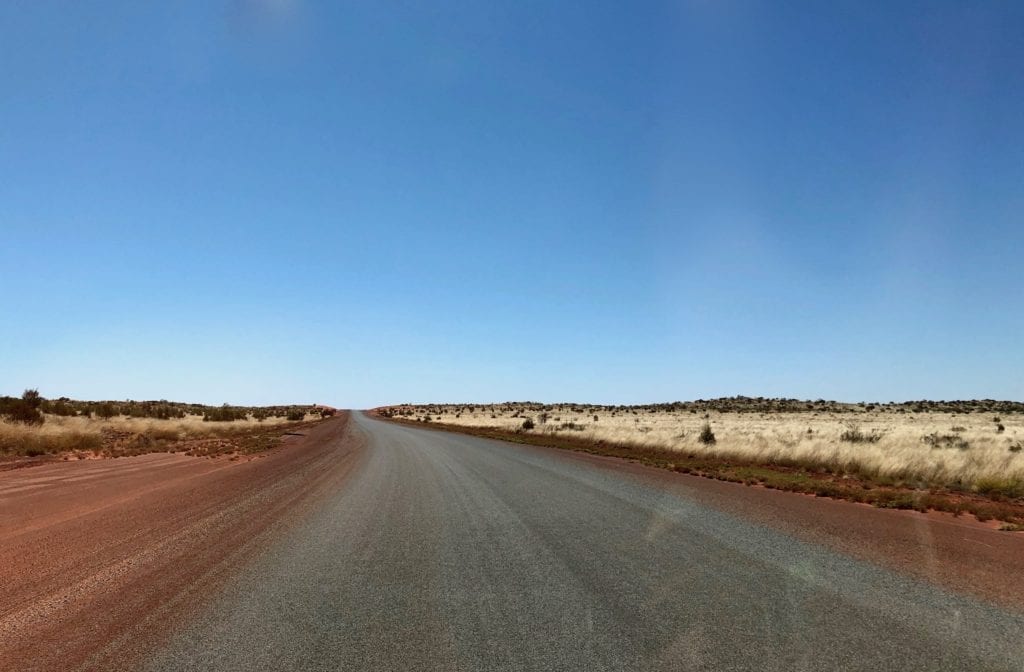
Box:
(2, 1, 1023, 408)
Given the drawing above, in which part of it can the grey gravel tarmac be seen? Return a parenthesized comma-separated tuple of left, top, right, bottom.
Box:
(144, 412, 1024, 671)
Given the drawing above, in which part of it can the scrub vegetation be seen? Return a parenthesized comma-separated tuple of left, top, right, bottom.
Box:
(376, 398, 1024, 525)
(0, 390, 335, 461)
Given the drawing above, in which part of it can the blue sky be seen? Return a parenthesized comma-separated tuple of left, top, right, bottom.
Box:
(2, 1, 1022, 407)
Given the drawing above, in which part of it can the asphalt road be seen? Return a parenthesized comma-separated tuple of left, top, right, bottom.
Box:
(144, 412, 1024, 672)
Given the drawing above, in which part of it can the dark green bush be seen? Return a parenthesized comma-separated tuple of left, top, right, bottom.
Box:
(45, 400, 76, 416)
(22, 389, 42, 409)
(204, 404, 248, 422)
(699, 422, 716, 445)
(95, 403, 118, 419)
(0, 390, 45, 425)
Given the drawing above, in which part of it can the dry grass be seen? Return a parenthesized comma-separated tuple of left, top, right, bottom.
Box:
(0, 413, 322, 459)
(0, 420, 102, 456)
(382, 403, 1024, 498)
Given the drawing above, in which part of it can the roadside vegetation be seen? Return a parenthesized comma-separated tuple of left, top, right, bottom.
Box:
(376, 398, 1024, 526)
(0, 390, 336, 462)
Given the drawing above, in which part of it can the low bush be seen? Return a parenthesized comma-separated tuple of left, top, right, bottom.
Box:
(95, 403, 118, 419)
(0, 391, 45, 425)
(699, 423, 716, 445)
(43, 400, 76, 416)
(923, 433, 970, 451)
(839, 426, 881, 443)
(149, 427, 181, 442)
(973, 477, 1024, 500)
(204, 405, 249, 422)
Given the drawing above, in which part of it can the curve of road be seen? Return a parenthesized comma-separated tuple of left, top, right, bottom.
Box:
(139, 412, 1024, 672)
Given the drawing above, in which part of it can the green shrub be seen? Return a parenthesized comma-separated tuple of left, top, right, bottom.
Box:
(22, 389, 42, 409)
(47, 400, 76, 416)
(522, 418, 535, 430)
(699, 423, 716, 445)
(973, 477, 1024, 500)
(204, 405, 248, 422)
(0, 393, 44, 425)
(95, 403, 118, 419)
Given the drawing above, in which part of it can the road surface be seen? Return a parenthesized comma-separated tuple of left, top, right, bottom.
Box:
(138, 412, 1023, 672)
